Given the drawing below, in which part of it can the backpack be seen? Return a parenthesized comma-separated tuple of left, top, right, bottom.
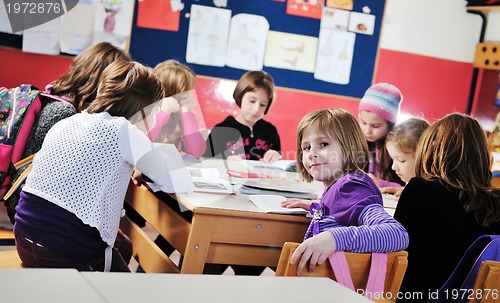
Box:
(0, 84, 42, 199)
(428, 235, 500, 303)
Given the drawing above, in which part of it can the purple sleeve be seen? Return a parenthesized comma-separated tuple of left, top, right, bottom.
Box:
(180, 111, 206, 158)
(146, 110, 171, 141)
(329, 175, 383, 227)
(328, 204, 409, 253)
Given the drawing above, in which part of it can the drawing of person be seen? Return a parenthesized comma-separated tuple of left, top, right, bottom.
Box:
(102, 0, 123, 34)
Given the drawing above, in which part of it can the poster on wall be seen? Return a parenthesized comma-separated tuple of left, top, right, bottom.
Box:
(348, 12, 375, 36)
(326, 0, 353, 11)
(286, 0, 324, 19)
(314, 28, 355, 84)
(186, 4, 232, 67)
(60, 0, 97, 55)
(92, 0, 135, 50)
(225, 14, 269, 71)
(136, 0, 180, 32)
(321, 7, 349, 31)
(264, 30, 317, 73)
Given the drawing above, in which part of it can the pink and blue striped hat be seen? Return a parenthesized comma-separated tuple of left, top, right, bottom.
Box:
(358, 83, 403, 123)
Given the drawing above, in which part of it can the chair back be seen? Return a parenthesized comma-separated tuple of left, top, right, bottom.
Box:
(468, 260, 500, 303)
(491, 172, 500, 188)
(275, 242, 408, 303)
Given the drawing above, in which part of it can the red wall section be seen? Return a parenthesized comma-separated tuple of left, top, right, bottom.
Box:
(2, 46, 491, 159)
(375, 49, 473, 122)
(0, 47, 72, 89)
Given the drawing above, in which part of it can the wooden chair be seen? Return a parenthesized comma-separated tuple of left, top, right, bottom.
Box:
(468, 260, 500, 303)
(276, 242, 408, 303)
(0, 249, 24, 268)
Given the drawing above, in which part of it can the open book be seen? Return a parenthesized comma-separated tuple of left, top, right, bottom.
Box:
(382, 194, 398, 209)
(148, 167, 235, 195)
(239, 178, 318, 200)
(240, 159, 297, 172)
(248, 195, 308, 215)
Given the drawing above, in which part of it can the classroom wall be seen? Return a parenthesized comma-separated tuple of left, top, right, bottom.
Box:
(1, 0, 499, 159)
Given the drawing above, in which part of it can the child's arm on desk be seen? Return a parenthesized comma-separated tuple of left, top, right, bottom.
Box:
(281, 198, 315, 211)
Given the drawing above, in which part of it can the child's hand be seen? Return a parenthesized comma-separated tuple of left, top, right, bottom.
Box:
(290, 231, 337, 276)
(261, 150, 282, 163)
(380, 186, 403, 198)
(160, 97, 181, 114)
(367, 173, 381, 187)
(281, 198, 313, 210)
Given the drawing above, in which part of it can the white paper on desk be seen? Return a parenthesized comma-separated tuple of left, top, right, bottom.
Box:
(382, 194, 398, 209)
(187, 167, 220, 179)
(248, 195, 308, 215)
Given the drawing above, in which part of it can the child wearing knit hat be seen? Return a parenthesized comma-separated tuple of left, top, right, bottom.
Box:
(358, 83, 405, 188)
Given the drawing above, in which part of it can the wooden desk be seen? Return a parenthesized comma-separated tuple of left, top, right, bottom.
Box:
(123, 182, 311, 274)
(81, 272, 374, 303)
(0, 269, 107, 302)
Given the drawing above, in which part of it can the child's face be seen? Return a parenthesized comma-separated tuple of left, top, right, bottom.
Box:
(358, 110, 390, 143)
(236, 88, 269, 127)
(386, 141, 415, 183)
(301, 127, 343, 188)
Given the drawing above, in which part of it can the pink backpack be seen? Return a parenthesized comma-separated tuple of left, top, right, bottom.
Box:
(0, 84, 42, 199)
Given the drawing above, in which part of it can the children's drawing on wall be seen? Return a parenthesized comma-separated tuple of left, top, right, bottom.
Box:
(186, 4, 231, 67)
(321, 7, 349, 31)
(348, 11, 375, 36)
(314, 29, 355, 84)
(60, 0, 97, 55)
(93, 0, 134, 50)
(225, 14, 269, 71)
(213, 0, 228, 7)
(286, 0, 325, 19)
(101, 0, 121, 34)
(326, 0, 353, 11)
(137, 0, 181, 31)
(264, 31, 317, 73)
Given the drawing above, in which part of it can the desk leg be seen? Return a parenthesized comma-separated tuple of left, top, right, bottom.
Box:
(180, 214, 216, 274)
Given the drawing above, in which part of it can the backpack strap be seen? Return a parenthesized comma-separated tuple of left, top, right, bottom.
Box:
(40, 93, 76, 111)
(329, 251, 387, 300)
(365, 252, 388, 300)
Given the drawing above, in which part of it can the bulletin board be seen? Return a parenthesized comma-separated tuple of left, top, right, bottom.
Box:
(0, 0, 386, 98)
(129, 0, 386, 98)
